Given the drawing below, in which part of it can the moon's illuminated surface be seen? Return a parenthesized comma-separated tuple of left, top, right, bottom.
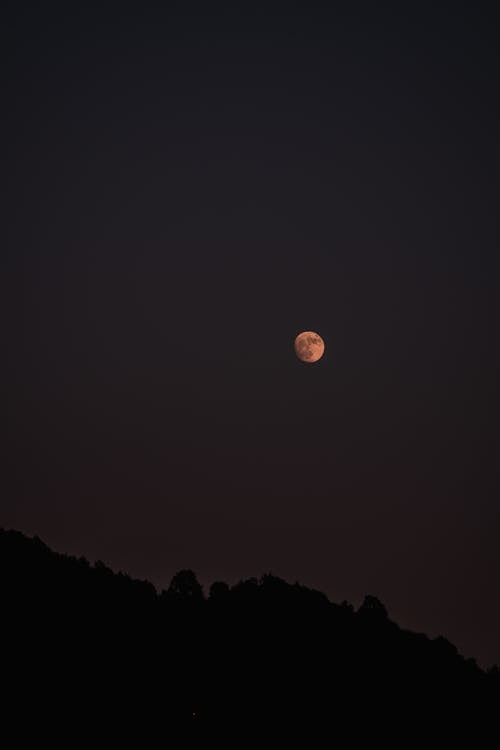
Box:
(294, 331, 325, 363)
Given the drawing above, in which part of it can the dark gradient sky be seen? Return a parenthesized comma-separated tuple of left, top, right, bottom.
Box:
(3, 2, 499, 666)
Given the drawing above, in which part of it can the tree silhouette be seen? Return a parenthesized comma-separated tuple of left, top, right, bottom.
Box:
(165, 568, 204, 602)
(1, 527, 498, 742)
(358, 594, 389, 619)
(209, 580, 230, 601)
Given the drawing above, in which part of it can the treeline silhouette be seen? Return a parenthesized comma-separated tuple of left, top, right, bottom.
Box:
(2, 528, 498, 743)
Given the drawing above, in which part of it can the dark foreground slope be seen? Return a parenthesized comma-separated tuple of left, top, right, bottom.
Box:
(2, 528, 498, 743)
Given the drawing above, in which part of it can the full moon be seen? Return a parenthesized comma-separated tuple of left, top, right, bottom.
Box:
(294, 331, 325, 363)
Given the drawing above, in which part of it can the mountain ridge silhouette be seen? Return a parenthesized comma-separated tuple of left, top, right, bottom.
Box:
(2, 527, 498, 743)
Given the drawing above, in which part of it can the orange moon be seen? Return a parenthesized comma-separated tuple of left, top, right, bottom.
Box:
(294, 331, 325, 363)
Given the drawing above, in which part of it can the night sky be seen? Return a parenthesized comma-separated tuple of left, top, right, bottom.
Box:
(3, 2, 499, 666)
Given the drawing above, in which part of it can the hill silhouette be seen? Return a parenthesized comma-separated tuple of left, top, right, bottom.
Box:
(2, 528, 498, 743)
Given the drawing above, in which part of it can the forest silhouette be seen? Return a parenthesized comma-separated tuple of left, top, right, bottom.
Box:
(2, 528, 498, 743)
